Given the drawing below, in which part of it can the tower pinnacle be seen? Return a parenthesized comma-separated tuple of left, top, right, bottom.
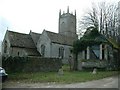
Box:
(59, 9, 61, 17)
(67, 6, 69, 13)
(75, 10, 76, 16)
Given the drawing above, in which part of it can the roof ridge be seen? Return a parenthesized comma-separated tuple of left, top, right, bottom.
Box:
(7, 30, 28, 35)
(44, 30, 58, 34)
(45, 30, 73, 38)
(30, 31, 41, 35)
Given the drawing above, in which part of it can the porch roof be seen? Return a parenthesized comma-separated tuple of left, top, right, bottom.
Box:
(80, 29, 109, 44)
(108, 38, 120, 49)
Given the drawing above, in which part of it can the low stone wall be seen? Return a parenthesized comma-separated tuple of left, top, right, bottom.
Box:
(81, 61, 107, 68)
(2, 56, 62, 73)
(78, 59, 108, 70)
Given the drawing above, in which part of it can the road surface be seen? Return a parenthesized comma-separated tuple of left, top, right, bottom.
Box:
(2, 75, 119, 88)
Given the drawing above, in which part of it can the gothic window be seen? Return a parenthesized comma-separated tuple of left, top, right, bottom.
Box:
(61, 22, 65, 25)
(41, 44, 45, 57)
(4, 40, 7, 53)
(59, 47, 64, 59)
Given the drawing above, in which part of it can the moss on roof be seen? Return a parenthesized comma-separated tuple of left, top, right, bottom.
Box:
(108, 38, 120, 49)
(73, 28, 111, 53)
(80, 28, 109, 45)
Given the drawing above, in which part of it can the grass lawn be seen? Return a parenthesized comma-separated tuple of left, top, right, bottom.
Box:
(7, 65, 119, 83)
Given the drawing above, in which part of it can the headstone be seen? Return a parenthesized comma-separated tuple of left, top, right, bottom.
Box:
(92, 68, 97, 74)
(58, 68, 63, 76)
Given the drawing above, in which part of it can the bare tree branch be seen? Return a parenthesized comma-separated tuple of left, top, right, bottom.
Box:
(78, 1, 118, 38)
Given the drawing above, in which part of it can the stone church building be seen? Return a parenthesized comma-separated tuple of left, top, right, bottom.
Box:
(2, 7, 78, 63)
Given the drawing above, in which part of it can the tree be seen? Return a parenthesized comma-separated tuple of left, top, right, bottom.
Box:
(99, 2, 118, 38)
(79, 3, 99, 33)
(72, 39, 81, 71)
(72, 26, 111, 71)
(79, 1, 118, 39)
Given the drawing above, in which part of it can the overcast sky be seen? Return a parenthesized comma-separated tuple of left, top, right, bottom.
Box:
(0, 0, 119, 44)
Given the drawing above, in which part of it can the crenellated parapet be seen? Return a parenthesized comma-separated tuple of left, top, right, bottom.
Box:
(58, 7, 77, 39)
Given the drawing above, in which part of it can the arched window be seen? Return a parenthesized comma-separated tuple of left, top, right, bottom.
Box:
(4, 40, 7, 53)
(59, 47, 64, 59)
(41, 44, 45, 57)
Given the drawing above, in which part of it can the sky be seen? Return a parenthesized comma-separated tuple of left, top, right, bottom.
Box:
(0, 0, 119, 44)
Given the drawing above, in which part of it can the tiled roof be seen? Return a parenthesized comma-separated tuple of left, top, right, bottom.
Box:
(45, 30, 77, 46)
(7, 30, 36, 48)
(108, 37, 120, 49)
(81, 29, 109, 43)
(25, 49, 40, 56)
(29, 31, 41, 45)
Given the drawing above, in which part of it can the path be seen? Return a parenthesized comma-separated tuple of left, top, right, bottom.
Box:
(2, 75, 119, 88)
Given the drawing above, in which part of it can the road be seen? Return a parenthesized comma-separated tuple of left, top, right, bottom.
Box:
(2, 75, 119, 88)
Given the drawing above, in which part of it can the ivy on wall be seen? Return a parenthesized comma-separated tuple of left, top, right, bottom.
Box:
(73, 27, 110, 53)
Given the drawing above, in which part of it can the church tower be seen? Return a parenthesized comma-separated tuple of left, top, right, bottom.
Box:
(59, 7, 77, 38)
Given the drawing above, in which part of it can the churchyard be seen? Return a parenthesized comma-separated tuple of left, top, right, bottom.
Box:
(4, 65, 119, 84)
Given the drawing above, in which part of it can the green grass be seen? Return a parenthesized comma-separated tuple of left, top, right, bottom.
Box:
(7, 70, 119, 84)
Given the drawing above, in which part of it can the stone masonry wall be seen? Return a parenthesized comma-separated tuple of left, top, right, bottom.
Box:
(2, 56, 62, 73)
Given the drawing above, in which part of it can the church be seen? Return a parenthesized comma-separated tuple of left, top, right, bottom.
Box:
(2, 7, 78, 64)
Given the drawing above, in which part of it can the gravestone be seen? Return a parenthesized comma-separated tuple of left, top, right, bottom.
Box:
(58, 68, 63, 76)
(92, 68, 97, 74)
